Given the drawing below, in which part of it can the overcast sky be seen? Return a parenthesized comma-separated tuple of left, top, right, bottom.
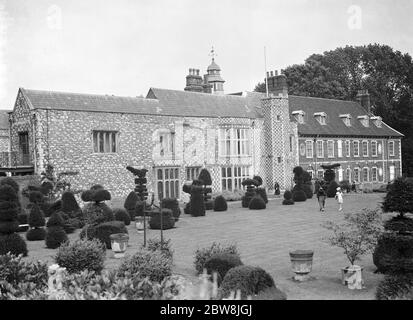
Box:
(0, 0, 412, 109)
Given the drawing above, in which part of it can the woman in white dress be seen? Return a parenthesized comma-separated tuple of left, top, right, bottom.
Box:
(335, 187, 343, 211)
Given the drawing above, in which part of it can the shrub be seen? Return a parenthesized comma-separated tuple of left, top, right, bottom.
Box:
(382, 177, 413, 218)
(205, 200, 214, 211)
(190, 185, 205, 217)
(55, 238, 106, 274)
(250, 286, 287, 300)
(124, 191, 139, 220)
(26, 228, 46, 241)
(194, 242, 239, 275)
(249, 195, 266, 210)
(326, 181, 339, 198)
(376, 273, 413, 300)
(204, 253, 243, 284)
(0, 178, 19, 194)
(0, 220, 19, 234)
(28, 191, 44, 205)
(0, 253, 48, 299)
(373, 232, 413, 273)
(28, 204, 45, 228)
(219, 265, 275, 299)
(45, 212, 68, 249)
(80, 220, 127, 249)
(93, 189, 111, 202)
(61, 191, 81, 219)
(283, 190, 293, 200)
(16, 213, 28, 232)
(384, 216, 413, 233)
(117, 248, 173, 282)
(282, 199, 294, 205)
(302, 184, 313, 199)
(149, 209, 175, 230)
(292, 190, 307, 202)
(44, 200, 62, 218)
(198, 169, 212, 186)
(255, 188, 268, 204)
(83, 203, 113, 225)
(184, 202, 191, 215)
(113, 208, 131, 226)
(0, 233, 28, 257)
(182, 184, 192, 194)
(252, 175, 263, 186)
(145, 238, 174, 261)
(213, 195, 228, 212)
(212, 189, 244, 202)
(161, 198, 181, 221)
(340, 180, 351, 193)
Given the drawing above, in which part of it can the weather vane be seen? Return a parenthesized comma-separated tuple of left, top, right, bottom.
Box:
(209, 46, 217, 61)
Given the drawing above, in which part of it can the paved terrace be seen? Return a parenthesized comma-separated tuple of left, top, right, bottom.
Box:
(24, 193, 387, 300)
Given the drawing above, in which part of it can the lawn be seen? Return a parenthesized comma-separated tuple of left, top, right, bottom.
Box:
(22, 192, 388, 300)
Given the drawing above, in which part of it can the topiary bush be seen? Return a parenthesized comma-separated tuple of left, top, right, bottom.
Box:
(124, 191, 139, 220)
(161, 198, 181, 221)
(255, 188, 268, 204)
(194, 242, 239, 275)
(384, 216, 413, 233)
(190, 185, 205, 217)
(113, 208, 131, 226)
(83, 202, 114, 225)
(204, 253, 243, 285)
(45, 211, 68, 249)
(149, 209, 175, 230)
(0, 177, 19, 194)
(241, 179, 258, 208)
(213, 195, 228, 212)
(55, 238, 106, 274)
(282, 190, 294, 205)
(80, 220, 127, 249)
(184, 202, 191, 215)
(302, 184, 313, 199)
(16, 213, 29, 232)
(219, 265, 276, 299)
(0, 185, 27, 256)
(145, 238, 174, 261)
(373, 232, 413, 274)
(44, 200, 62, 218)
(376, 273, 413, 300)
(26, 203, 46, 241)
(61, 191, 82, 219)
(198, 169, 213, 210)
(117, 247, 173, 282)
(326, 180, 339, 198)
(249, 195, 266, 210)
(292, 189, 307, 202)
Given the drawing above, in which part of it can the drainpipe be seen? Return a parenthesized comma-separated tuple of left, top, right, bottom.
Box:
(8, 113, 12, 169)
(32, 112, 37, 174)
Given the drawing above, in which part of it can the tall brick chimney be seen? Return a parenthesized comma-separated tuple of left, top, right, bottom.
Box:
(184, 68, 204, 93)
(266, 70, 288, 96)
(356, 90, 371, 114)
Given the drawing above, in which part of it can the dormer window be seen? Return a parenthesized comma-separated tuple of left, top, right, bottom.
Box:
(357, 115, 369, 127)
(314, 112, 327, 125)
(292, 110, 305, 124)
(370, 116, 382, 128)
(339, 114, 352, 127)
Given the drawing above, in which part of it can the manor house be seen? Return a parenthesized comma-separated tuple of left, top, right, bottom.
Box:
(0, 57, 403, 199)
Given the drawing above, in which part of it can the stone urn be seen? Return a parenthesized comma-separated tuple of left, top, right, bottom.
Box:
(341, 265, 364, 290)
(110, 233, 129, 258)
(289, 250, 314, 281)
(135, 216, 149, 234)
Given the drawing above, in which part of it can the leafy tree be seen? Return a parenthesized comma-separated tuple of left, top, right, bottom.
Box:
(382, 177, 413, 218)
(255, 44, 413, 176)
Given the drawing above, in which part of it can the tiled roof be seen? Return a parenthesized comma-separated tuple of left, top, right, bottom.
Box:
(0, 110, 10, 130)
(21, 88, 161, 115)
(147, 88, 260, 118)
(289, 95, 403, 137)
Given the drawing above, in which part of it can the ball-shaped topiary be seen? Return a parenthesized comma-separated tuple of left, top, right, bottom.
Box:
(249, 195, 266, 210)
(213, 195, 228, 212)
(161, 198, 181, 221)
(149, 209, 175, 230)
(45, 212, 68, 249)
(219, 265, 275, 299)
(255, 188, 268, 204)
(252, 175, 263, 186)
(80, 220, 127, 249)
(292, 190, 307, 202)
(55, 238, 106, 274)
(283, 190, 293, 200)
(204, 253, 243, 285)
(113, 208, 131, 226)
(61, 191, 81, 219)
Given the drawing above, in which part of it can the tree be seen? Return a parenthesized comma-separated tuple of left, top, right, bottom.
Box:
(255, 44, 413, 176)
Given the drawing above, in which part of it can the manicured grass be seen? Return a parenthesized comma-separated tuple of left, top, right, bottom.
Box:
(22, 193, 388, 300)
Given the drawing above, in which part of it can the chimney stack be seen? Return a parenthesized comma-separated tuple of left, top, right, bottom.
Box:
(356, 90, 371, 114)
(185, 67, 204, 92)
(266, 69, 288, 96)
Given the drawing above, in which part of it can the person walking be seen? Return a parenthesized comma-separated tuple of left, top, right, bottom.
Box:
(335, 187, 344, 211)
(317, 186, 327, 212)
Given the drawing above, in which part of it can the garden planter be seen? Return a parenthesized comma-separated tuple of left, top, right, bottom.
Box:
(110, 233, 129, 258)
(289, 250, 314, 281)
(135, 216, 149, 234)
(341, 265, 364, 290)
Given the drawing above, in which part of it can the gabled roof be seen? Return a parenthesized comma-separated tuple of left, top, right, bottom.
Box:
(147, 88, 260, 118)
(0, 110, 10, 130)
(289, 95, 403, 137)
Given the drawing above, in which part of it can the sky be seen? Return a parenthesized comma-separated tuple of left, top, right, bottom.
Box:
(0, 0, 412, 109)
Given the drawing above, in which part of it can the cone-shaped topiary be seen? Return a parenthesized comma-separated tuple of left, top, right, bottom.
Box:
(124, 191, 139, 220)
(26, 203, 46, 241)
(213, 195, 228, 212)
(161, 198, 181, 221)
(114, 208, 131, 226)
(149, 209, 175, 230)
(190, 185, 205, 217)
(249, 195, 266, 210)
(45, 211, 68, 249)
(0, 185, 27, 256)
(61, 191, 81, 219)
